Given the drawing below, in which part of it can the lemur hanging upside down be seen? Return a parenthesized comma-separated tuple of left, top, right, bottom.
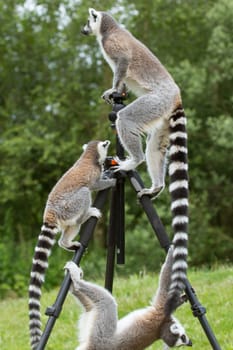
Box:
(65, 246, 192, 350)
(82, 8, 189, 315)
(29, 140, 116, 349)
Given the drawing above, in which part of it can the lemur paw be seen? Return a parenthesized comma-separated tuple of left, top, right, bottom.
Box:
(138, 186, 164, 199)
(101, 176, 117, 187)
(108, 178, 117, 187)
(89, 207, 102, 218)
(64, 261, 83, 280)
(102, 88, 118, 104)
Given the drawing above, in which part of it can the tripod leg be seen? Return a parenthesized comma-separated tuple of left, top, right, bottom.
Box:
(35, 188, 110, 350)
(116, 175, 125, 265)
(127, 170, 222, 350)
(127, 170, 170, 251)
(185, 279, 222, 350)
(104, 188, 117, 292)
(105, 174, 125, 292)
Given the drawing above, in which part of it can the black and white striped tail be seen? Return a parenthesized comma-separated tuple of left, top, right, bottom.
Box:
(165, 105, 189, 315)
(29, 224, 58, 349)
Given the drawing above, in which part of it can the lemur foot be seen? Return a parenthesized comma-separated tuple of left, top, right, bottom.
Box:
(88, 207, 101, 218)
(64, 261, 83, 281)
(138, 186, 164, 199)
(59, 240, 81, 252)
(113, 158, 142, 172)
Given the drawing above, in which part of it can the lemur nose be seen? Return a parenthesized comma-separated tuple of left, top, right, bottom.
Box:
(187, 339, 192, 346)
(81, 26, 89, 35)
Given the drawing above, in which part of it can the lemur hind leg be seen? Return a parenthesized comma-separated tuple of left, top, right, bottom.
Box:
(59, 188, 101, 251)
(139, 122, 170, 199)
(59, 205, 101, 251)
(115, 93, 170, 172)
(59, 225, 81, 251)
(115, 114, 144, 171)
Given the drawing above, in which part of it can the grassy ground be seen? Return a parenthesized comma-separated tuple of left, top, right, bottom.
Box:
(0, 265, 232, 350)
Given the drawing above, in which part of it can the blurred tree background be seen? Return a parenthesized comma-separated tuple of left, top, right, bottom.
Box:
(0, 0, 232, 297)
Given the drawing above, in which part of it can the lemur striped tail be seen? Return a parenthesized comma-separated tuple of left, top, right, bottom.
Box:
(29, 224, 58, 349)
(165, 105, 189, 315)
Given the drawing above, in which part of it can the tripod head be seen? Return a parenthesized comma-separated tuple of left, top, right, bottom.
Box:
(110, 90, 128, 104)
(105, 90, 128, 168)
(108, 90, 128, 125)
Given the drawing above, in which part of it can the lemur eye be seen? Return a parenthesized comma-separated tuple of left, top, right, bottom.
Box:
(181, 335, 186, 342)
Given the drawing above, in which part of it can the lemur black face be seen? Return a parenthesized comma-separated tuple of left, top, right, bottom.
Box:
(97, 140, 110, 165)
(102, 140, 110, 148)
(81, 8, 101, 36)
(161, 317, 192, 348)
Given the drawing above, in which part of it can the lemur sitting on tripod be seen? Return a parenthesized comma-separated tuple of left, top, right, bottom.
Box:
(65, 246, 192, 350)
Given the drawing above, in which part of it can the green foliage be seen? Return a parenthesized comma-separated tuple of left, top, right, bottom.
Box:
(0, 0, 233, 297)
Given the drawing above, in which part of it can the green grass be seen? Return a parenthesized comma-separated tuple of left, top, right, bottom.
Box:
(0, 266, 232, 350)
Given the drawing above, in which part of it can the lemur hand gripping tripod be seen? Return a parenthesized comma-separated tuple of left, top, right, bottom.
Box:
(36, 93, 222, 350)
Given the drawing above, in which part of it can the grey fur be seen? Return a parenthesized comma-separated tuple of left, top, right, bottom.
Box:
(65, 247, 192, 350)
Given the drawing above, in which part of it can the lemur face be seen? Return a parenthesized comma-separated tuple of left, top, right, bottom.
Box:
(81, 8, 101, 36)
(97, 140, 110, 164)
(161, 316, 192, 348)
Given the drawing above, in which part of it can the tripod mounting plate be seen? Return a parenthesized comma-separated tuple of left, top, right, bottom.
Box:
(110, 90, 128, 104)
(105, 156, 119, 169)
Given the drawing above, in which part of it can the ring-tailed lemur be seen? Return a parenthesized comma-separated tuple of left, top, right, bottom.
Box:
(82, 8, 189, 314)
(29, 140, 116, 350)
(65, 246, 192, 350)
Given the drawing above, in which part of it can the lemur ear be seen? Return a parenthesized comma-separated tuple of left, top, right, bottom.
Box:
(89, 8, 98, 20)
(82, 143, 87, 151)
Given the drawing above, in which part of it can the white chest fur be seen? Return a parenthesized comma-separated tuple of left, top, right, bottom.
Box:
(97, 35, 116, 73)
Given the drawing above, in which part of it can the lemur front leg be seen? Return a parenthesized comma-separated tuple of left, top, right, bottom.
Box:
(65, 261, 83, 283)
(102, 58, 128, 104)
(90, 177, 116, 191)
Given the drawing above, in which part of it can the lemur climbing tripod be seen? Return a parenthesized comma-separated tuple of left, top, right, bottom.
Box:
(36, 92, 222, 350)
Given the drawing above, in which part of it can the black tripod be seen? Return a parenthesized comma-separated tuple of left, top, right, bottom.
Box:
(36, 93, 222, 350)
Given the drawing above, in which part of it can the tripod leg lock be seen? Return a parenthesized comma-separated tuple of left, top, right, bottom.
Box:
(45, 304, 62, 318)
(191, 303, 206, 317)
